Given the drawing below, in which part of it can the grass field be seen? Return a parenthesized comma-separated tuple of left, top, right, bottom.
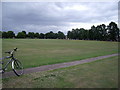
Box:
(2, 39, 118, 69)
(3, 56, 118, 88)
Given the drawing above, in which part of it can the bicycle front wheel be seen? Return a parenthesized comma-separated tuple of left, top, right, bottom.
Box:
(12, 60, 23, 76)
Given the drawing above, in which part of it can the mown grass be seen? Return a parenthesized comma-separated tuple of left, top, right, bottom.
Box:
(2, 39, 118, 69)
(3, 56, 118, 88)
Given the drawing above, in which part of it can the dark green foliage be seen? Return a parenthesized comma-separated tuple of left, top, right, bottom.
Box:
(27, 32, 35, 38)
(107, 22, 119, 41)
(7, 31, 15, 38)
(45, 31, 65, 39)
(57, 31, 65, 39)
(34, 33, 39, 38)
(22, 31, 27, 38)
(2, 31, 8, 38)
(39, 33, 45, 39)
(67, 22, 119, 41)
(1, 22, 119, 41)
(2, 31, 15, 38)
(45, 31, 55, 39)
(16, 31, 26, 38)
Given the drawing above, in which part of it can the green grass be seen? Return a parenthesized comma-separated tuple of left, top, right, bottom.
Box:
(2, 39, 118, 69)
(3, 56, 118, 88)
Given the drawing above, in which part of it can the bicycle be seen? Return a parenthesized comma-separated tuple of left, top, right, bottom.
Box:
(0, 48, 23, 76)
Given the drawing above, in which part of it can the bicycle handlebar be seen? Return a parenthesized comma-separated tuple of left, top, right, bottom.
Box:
(5, 51, 11, 54)
(5, 48, 18, 55)
(14, 48, 17, 51)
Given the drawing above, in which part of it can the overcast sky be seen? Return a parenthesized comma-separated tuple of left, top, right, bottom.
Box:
(2, 2, 118, 34)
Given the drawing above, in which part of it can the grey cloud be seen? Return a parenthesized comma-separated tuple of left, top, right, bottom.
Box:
(2, 2, 118, 34)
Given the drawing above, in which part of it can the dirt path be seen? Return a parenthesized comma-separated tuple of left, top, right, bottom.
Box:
(2, 53, 118, 78)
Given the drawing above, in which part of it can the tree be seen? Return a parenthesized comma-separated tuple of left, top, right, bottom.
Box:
(16, 31, 27, 38)
(78, 28, 86, 40)
(28, 32, 35, 38)
(22, 31, 27, 38)
(57, 31, 65, 39)
(45, 32, 49, 39)
(95, 25, 103, 40)
(16, 32, 26, 38)
(2, 31, 8, 38)
(54, 33, 58, 39)
(7, 31, 15, 38)
(67, 31, 71, 39)
(90, 25, 96, 40)
(67, 31, 74, 39)
(39, 33, 45, 39)
(45, 31, 59, 39)
(72, 29, 78, 39)
(100, 24, 107, 41)
(67, 28, 89, 40)
(45, 31, 53, 39)
(34, 33, 39, 38)
(49, 31, 55, 39)
(83, 30, 89, 40)
(107, 22, 119, 41)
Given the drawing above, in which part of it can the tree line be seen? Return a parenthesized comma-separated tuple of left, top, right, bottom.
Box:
(2, 30, 66, 39)
(1, 21, 120, 41)
(67, 22, 119, 41)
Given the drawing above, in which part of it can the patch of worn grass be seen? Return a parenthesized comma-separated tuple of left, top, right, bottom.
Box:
(3, 56, 118, 88)
(2, 39, 118, 70)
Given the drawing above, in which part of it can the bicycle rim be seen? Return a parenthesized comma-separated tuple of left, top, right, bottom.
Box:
(12, 60, 23, 76)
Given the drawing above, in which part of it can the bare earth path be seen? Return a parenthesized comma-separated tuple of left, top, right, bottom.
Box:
(2, 53, 118, 78)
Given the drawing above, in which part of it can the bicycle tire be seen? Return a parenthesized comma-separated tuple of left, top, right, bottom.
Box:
(12, 60, 23, 76)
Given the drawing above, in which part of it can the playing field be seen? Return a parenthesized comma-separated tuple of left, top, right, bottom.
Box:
(2, 39, 118, 69)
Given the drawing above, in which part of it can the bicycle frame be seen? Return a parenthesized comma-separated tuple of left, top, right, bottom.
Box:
(1, 49, 17, 72)
(2, 58, 13, 71)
